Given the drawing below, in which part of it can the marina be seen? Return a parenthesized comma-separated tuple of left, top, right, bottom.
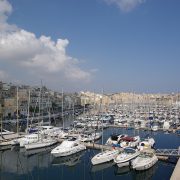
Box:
(0, 122, 179, 180)
(0, 0, 180, 179)
(0, 84, 180, 180)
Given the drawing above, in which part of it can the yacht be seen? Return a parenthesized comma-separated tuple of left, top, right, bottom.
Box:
(119, 136, 140, 148)
(39, 126, 62, 135)
(80, 132, 102, 142)
(151, 124, 158, 131)
(25, 138, 57, 150)
(131, 149, 158, 171)
(163, 121, 170, 131)
(51, 138, 86, 157)
(91, 149, 119, 165)
(114, 148, 140, 167)
(13, 133, 42, 147)
(138, 138, 155, 151)
(106, 134, 128, 145)
(0, 129, 15, 136)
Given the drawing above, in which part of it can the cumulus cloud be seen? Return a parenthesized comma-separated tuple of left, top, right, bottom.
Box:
(104, 0, 146, 12)
(0, 0, 92, 89)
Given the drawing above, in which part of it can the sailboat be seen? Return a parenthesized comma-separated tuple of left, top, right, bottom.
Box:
(91, 91, 120, 166)
(24, 86, 58, 150)
(24, 137, 57, 150)
(11, 89, 42, 147)
(1, 87, 18, 147)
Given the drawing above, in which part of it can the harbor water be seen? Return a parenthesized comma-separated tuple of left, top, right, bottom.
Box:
(0, 126, 179, 180)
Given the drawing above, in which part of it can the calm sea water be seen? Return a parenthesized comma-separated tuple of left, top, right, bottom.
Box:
(0, 123, 179, 180)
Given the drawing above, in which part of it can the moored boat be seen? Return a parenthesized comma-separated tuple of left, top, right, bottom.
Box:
(131, 149, 158, 171)
(51, 138, 86, 157)
(25, 138, 57, 150)
(91, 149, 119, 165)
(114, 148, 140, 167)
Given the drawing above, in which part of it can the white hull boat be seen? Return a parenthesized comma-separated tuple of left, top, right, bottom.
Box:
(51, 139, 86, 157)
(16, 134, 42, 147)
(114, 148, 140, 167)
(151, 125, 158, 131)
(106, 134, 128, 145)
(131, 149, 158, 171)
(25, 139, 57, 150)
(138, 138, 155, 151)
(80, 132, 102, 142)
(91, 149, 119, 165)
(120, 136, 140, 148)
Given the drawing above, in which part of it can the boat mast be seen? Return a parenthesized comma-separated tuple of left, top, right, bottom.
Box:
(100, 88, 103, 151)
(48, 95, 51, 126)
(38, 85, 42, 140)
(16, 86, 19, 135)
(62, 88, 64, 130)
(73, 99, 75, 130)
(27, 89, 30, 134)
(0, 99, 3, 136)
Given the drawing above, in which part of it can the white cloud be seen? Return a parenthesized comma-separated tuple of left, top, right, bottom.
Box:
(104, 0, 146, 12)
(0, 0, 92, 89)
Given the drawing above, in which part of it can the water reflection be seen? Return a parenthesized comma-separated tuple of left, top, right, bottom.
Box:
(52, 150, 85, 167)
(0, 148, 52, 175)
(114, 165, 131, 176)
(0, 126, 178, 180)
(23, 144, 58, 157)
(133, 163, 158, 180)
(91, 161, 115, 173)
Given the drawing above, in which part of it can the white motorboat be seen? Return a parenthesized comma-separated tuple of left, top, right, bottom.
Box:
(51, 138, 86, 157)
(0, 140, 14, 146)
(114, 148, 140, 167)
(138, 138, 155, 151)
(14, 133, 42, 147)
(119, 136, 140, 148)
(0, 129, 15, 136)
(39, 126, 62, 136)
(80, 132, 102, 142)
(151, 125, 158, 131)
(25, 138, 57, 150)
(131, 149, 158, 171)
(163, 121, 170, 131)
(106, 134, 128, 145)
(91, 149, 119, 165)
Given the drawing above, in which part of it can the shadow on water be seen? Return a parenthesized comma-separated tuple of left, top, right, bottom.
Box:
(91, 161, 115, 173)
(51, 150, 85, 167)
(114, 165, 131, 176)
(132, 163, 158, 180)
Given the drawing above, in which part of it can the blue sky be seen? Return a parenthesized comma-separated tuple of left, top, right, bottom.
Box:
(0, 0, 180, 93)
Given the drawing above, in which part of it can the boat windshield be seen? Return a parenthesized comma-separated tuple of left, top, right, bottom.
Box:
(124, 148, 135, 154)
(111, 135, 118, 141)
(60, 141, 75, 148)
(139, 152, 153, 158)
